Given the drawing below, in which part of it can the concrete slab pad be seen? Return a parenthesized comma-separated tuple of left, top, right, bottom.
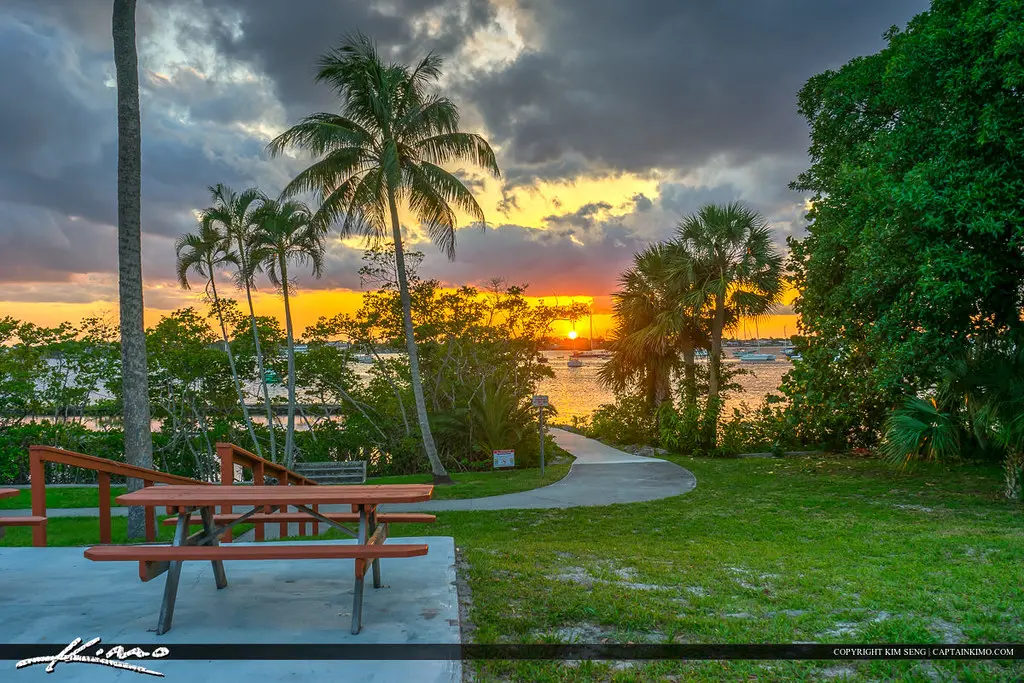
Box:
(0, 538, 459, 682)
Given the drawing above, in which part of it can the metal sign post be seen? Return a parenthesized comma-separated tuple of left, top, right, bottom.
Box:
(532, 395, 549, 475)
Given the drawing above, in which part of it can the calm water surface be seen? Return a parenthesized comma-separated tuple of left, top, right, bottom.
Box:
(535, 349, 792, 423)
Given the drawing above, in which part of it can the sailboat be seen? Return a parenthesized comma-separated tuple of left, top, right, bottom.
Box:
(739, 319, 776, 363)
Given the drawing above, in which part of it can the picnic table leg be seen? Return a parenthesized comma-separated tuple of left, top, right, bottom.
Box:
(200, 505, 228, 589)
(157, 509, 190, 635)
(350, 505, 367, 635)
(368, 506, 382, 589)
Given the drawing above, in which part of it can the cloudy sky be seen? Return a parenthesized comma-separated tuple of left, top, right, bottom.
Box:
(0, 0, 929, 337)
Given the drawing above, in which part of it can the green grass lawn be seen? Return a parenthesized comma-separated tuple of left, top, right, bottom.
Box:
(0, 486, 128, 510)
(348, 454, 1024, 681)
(13, 453, 1022, 680)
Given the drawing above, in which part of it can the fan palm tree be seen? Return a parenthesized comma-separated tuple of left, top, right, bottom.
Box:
(676, 202, 784, 444)
(199, 184, 277, 461)
(249, 199, 325, 467)
(175, 221, 262, 454)
(112, 0, 152, 539)
(267, 32, 500, 483)
(599, 242, 708, 412)
(882, 339, 1024, 500)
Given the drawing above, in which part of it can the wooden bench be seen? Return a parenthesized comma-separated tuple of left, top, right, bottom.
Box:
(0, 488, 46, 540)
(0, 516, 47, 541)
(293, 461, 367, 484)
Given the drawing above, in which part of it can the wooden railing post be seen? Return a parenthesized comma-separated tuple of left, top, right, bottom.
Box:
(98, 472, 112, 544)
(278, 470, 289, 539)
(143, 480, 156, 542)
(253, 461, 265, 542)
(218, 443, 235, 543)
(29, 446, 47, 547)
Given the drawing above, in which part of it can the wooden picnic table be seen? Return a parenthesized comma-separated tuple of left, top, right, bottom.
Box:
(83, 484, 433, 635)
(0, 488, 19, 499)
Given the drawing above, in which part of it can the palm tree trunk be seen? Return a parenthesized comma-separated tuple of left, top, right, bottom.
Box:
(113, 0, 153, 540)
(387, 188, 451, 483)
(681, 344, 697, 410)
(706, 292, 727, 446)
(280, 257, 297, 469)
(208, 273, 262, 457)
(238, 242, 277, 462)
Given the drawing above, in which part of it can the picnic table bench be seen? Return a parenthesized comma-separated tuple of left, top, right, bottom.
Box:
(0, 488, 47, 540)
(293, 460, 367, 484)
(83, 484, 434, 635)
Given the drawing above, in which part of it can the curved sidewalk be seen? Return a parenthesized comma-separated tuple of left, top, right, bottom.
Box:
(375, 428, 697, 512)
(5, 429, 697, 519)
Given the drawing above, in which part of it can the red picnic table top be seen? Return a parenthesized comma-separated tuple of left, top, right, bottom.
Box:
(116, 484, 434, 507)
(0, 488, 19, 500)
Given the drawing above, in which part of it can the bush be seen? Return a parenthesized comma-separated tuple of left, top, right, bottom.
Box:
(588, 394, 660, 447)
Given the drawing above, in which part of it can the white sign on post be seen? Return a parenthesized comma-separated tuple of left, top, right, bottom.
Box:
(531, 395, 549, 408)
(493, 449, 515, 468)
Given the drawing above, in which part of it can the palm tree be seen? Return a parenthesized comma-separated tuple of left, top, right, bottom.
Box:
(198, 184, 277, 461)
(175, 221, 262, 455)
(112, 0, 153, 539)
(249, 198, 325, 467)
(675, 202, 785, 444)
(267, 32, 500, 483)
(882, 339, 1024, 500)
(599, 242, 707, 412)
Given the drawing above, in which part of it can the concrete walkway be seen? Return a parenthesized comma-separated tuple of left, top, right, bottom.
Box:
(4, 429, 696, 520)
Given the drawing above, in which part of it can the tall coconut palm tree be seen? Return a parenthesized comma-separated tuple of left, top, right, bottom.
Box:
(675, 202, 784, 444)
(267, 32, 500, 484)
(599, 242, 708, 412)
(175, 221, 262, 454)
(198, 184, 277, 461)
(112, 0, 152, 539)
(249, 198, 325, 467)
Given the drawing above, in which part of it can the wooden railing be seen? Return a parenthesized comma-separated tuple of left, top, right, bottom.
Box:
(29, 446, 209, 547)
(215, 443, 318, 542)
(29, 444, 318, 547)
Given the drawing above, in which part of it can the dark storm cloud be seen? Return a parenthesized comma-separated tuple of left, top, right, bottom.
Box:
(465, 0, 929, 186)
(196, 0, 498, 120)
(0, 3, 293, 289)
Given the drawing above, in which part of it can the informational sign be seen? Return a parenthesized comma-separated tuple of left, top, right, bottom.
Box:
(493, 449, 515, 469)
(531, 395, 549, 408)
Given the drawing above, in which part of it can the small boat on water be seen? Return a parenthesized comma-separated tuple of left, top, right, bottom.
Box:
(538, 355, 550, 364)
(354, 354, 374, 364)
(740, 353, 776, 363)
(263, 369, 282, 385)
(567, 352, 584, 368)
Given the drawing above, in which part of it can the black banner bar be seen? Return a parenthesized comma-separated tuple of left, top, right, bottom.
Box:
(1, 644, 1021, 661)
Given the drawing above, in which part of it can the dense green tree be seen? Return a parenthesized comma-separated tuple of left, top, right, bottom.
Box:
(787, 0, 1024, 447)
(249, 199, 325, 467)
(268, 32, 500, 483)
